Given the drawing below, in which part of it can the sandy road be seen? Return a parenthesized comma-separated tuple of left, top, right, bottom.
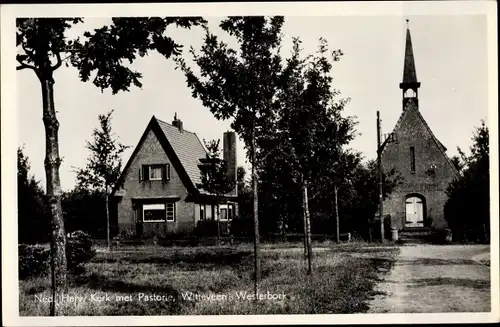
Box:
(368, 244, 491, 313)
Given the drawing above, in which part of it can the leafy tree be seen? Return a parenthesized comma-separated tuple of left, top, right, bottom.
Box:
(258, 151, 301, 235)
(275, 37, 355, 273)
(237, 166, 249, 196)
(339, 160, 401, 240)
(18, 147, 50, 244)
(197, 139, 236, 244)
(445, 121, 489, 242)
(309, 150, 362, 240)
(61, 188, 107, 238)
(176, 16, 284, 296)
(16, 17, 205, 313)
(74, 109, 129, 250)
(230, 166, 254, 238)
(450, 155, 464, 173)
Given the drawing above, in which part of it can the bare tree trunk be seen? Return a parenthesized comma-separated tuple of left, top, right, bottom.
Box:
(303, 203, 308, 260)
(41, 76, 67, 315)
(301, 174, 309, 260)
(302, 177, 313, 275)
(50, 237, 56, 316)
(251, 132, 261, 298)
(334, 184, 340, 244)
(105, 190, 110, 251)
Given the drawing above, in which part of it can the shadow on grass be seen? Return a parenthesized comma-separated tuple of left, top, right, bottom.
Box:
(72, 273, 177, 294)
(334, 247, 398, 254)
(23, 280, 51, 295)
(398, 258, 482, 266)
(92, 248, 253, 266)
(406, 277, 490, 290)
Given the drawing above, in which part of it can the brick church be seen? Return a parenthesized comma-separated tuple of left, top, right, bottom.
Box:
(379, 21, 458, 231)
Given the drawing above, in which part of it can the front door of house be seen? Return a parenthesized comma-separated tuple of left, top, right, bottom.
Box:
(405, 197, 424, 228)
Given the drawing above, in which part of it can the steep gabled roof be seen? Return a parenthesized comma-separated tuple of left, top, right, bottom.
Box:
(402, 25, 418, 84)
(113, 116, 208, 196)
(156, 118, 207, 188)
(380, 100, 459, 176)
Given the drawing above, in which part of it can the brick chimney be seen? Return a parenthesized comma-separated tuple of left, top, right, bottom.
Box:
(223, 131, 237, 196)
(172, 112, 183, 133)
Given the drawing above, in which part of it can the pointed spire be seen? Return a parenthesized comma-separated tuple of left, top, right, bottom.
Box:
(402, 19, 418, 84)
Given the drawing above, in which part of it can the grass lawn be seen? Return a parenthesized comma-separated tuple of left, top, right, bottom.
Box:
(19, 242, 398, 316)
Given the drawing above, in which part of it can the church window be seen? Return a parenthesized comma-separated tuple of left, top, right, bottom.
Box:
(410, 147, 416, 173)
(404, 89, 416, 98)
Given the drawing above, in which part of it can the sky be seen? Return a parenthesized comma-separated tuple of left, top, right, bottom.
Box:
(15, 14, 489, 191)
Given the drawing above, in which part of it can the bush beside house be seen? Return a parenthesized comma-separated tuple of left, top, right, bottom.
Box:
(19, 231, 96, 280)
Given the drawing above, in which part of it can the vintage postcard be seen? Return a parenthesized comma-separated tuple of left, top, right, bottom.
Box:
(1, 1, 498, 326)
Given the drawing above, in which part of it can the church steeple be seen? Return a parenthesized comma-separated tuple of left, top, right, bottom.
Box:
(399, 19, 421, 109)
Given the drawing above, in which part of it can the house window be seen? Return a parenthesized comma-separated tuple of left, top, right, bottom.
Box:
(141, 164, 170, 181)
(143, 204, 166, 222)
(149, 166, 162, 180)
(166, 203, 175, 221)
(218, 203, 235, 221)
(199, 204, 205, 220)
(142, 203, 175, 222)
(220, 207, 228, 221)
(205, 204, 213, 220)
(410, 147, 416, 174)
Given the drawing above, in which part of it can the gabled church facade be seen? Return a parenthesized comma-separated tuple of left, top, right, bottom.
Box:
(380, 22, 458, 231)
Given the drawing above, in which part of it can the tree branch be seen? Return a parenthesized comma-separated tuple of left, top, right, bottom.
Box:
(309, 190, 321, 201)
(16, 58, 38, 72)
(51, 51, 62, 71)
(60, 53, 75, 63)
(257, 146, 283, 164)
(21, 42, 34, 58)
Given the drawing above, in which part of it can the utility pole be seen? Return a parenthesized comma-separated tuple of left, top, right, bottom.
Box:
(334, 184, 340, 244)
(377, 111, 385, 243)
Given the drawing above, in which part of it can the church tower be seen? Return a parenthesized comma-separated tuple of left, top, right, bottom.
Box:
(400, 19, 421, 109)
(378, 20, 458, 236)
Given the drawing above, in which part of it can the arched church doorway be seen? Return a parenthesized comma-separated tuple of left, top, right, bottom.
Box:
(405, 195, 425, 228)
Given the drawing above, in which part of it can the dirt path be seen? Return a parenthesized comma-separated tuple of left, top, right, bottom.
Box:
(368, 244, 491, 313)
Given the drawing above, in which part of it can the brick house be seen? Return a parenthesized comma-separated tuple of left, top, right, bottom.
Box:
(380, 22, 458, 231)
(112, 115, 238, 238)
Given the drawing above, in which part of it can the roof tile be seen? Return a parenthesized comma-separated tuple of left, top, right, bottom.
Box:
(156, 118, 207, 189)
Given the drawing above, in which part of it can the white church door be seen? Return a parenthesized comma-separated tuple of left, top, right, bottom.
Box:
(405, 196, 424, 228)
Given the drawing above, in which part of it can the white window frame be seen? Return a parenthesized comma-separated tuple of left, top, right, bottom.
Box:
(143, 203, 166, 222)
(199, 204, 205, 221)
(218, 204, 234, 221)
(166, 202, 175, 222)
(149, 165, 163, 181)
(165, 164, 171, 180)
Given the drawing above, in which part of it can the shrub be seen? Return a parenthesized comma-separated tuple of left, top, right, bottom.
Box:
(230, 216, 253, 237)
(66, 230, 96, 275)
(432, 228, 453, 244)
(18, 244, 50, 280)
(19, 231, 96, 279)
(113, 230, 136, 242)
(194, 220, 219, 237)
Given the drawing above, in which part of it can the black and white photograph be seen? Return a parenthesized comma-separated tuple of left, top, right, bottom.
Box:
(1, 1, 498, 325)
